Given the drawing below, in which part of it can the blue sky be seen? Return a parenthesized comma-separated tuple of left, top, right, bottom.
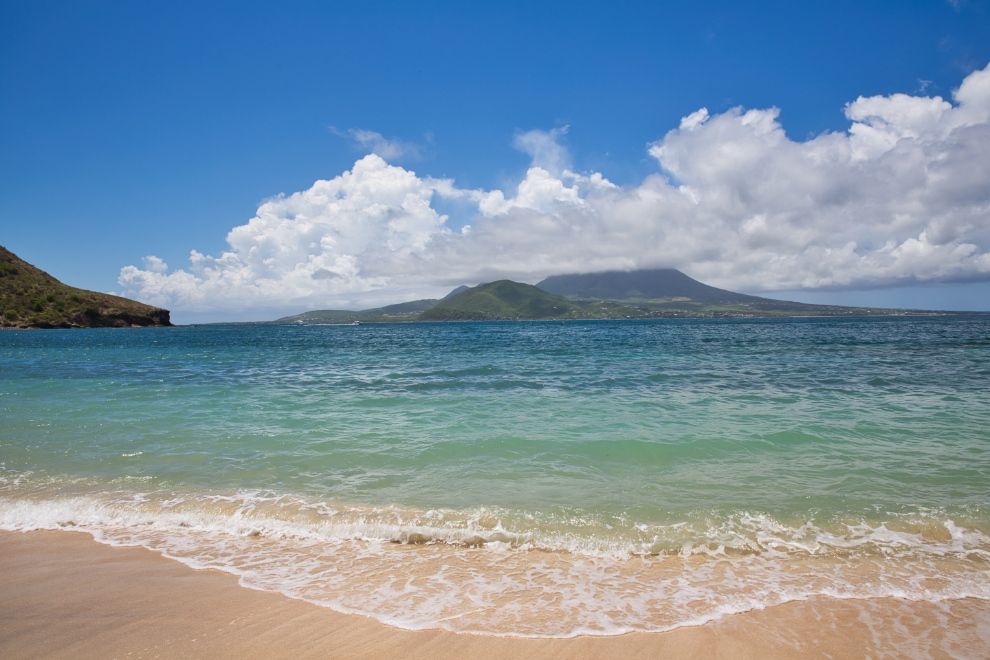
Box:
(2, 1, 990, 321)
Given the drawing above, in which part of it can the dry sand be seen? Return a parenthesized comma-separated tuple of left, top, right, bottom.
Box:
(1, 530, 987, 659)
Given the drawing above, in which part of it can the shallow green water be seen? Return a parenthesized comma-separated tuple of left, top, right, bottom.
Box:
(2, 317, 989, 634)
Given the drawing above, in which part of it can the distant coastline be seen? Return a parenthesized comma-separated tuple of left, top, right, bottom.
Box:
(270, 270, 980, 325)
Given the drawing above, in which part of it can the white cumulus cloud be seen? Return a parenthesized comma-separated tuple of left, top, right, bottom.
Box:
(121, 63, 990, 315)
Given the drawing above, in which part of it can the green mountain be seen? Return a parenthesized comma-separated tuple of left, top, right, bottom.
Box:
(0, 246, 171, 328)
(537, 268, 764, 304)
(536, 268, 899, 316)
(272, 270, 957, 325)
(419, 280, 643, 321)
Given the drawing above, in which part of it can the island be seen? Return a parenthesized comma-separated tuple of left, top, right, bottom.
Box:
(274, 268, 950, 323)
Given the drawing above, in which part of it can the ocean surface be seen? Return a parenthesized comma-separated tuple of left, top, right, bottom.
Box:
(1, 317, 989, 636)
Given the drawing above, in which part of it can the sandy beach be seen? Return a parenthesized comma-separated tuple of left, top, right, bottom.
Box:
(0, 530, 987, 659)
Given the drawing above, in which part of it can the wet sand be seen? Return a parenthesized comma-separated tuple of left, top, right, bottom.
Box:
(1, 530, 987, 659)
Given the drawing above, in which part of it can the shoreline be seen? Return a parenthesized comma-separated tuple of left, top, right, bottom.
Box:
(2, 530, 988, 658)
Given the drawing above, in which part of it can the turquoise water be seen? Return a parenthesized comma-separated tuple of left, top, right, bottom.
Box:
(2, 317, 989, 635)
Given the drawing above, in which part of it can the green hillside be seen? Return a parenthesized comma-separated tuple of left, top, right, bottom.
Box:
(274, 298, 439, 324)
(269, 270, 957, 325)
(420, 280, 644, 321)
(274, 285, 474, 324)
(536, 268, 919, 316)
(0, 246, 171, 328)
(537, 268, 765, 304)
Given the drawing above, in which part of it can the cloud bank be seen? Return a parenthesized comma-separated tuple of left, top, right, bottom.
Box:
(120, 63, 990, 313)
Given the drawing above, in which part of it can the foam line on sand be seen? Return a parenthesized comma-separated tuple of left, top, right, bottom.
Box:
(1, 530, 988, 659)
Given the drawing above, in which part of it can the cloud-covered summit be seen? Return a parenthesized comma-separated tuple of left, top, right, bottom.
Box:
(120, 63, 990, 314)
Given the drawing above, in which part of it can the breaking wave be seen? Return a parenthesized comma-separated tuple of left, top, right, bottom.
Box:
(2, 481, 988, 637)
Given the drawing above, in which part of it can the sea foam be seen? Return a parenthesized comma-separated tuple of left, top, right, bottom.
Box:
(2, 484, 988, 637)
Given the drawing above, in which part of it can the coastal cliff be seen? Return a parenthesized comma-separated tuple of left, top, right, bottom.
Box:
(0, 246, 171, 328)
